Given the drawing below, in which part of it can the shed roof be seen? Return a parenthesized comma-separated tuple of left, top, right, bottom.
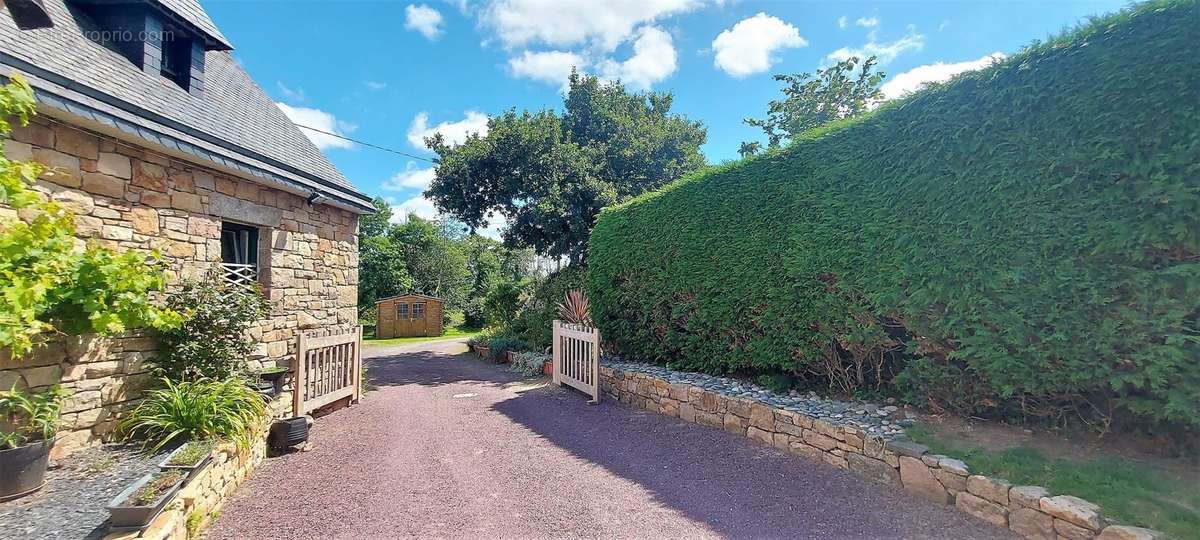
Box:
(375, 294, 444, 304)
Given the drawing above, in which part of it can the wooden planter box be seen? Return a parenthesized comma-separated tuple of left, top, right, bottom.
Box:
(476, 346, 491, 361)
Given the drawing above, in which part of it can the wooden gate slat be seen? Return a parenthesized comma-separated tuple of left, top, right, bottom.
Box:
(551, 320, 599, 404)
(293, 329, 363, 416)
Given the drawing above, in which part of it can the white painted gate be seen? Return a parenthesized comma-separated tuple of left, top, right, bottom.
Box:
(551, 320, 600, 404)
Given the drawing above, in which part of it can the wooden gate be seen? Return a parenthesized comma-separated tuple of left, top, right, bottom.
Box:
(552, 320, 600, 404)
(294, 328, 363, 416)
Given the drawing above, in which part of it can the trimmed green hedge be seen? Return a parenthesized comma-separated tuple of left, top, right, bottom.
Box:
(587, 0, 1200, 431)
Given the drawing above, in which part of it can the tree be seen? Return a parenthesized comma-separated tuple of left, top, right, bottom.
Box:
(426, 71, 707, 263)
(359, 197, 393, 239)
(357, 235, 412, 309)
(745, 56, 885, 149)
(389, 214, 471, 317)
(737, 141, 761, 158)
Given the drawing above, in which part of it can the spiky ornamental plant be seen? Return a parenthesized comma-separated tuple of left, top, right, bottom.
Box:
(556, 289, 592, 326)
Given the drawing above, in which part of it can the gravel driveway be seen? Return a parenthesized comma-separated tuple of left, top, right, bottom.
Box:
(208, 339, 1011, 539)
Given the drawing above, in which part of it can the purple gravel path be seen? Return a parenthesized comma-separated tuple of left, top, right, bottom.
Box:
(207, 339, 1012, 539)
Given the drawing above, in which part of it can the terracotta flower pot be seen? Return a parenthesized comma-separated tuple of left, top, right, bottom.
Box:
(542, 360, 553, 376)
(476, 346, 491, 360)
(502, 351, 514, 364)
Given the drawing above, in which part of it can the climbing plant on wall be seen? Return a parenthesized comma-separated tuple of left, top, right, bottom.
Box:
(0, 75, 180, 358)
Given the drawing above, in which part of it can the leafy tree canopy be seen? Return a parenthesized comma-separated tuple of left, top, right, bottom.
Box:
(425, 71, 707, 263)
(745, 56, 885, 149)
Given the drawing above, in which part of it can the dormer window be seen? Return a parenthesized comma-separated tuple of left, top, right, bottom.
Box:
(67, 0, 222, 96)
(158, 29, 193, 88)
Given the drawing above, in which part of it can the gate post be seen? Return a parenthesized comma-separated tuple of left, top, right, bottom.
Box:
(293, 331, 306, 417)
(551, 320, 561, 386)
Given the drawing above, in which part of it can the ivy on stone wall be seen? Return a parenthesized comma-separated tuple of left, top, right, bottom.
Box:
(0, 75, 180, 358)
(586, 0, 1200, 432)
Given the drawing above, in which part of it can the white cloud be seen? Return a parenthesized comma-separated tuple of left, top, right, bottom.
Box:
(276, 103, 355, 151)
(712, 13, 806, 78)
(363, 80, 387, 91)
(938, 20, 951, 32)
(509, 50, 585, 87)
(383, 193, 507, 240)
(880, 52, 1005, 100)
(393, 194, 440, 222)
(276, 82, 307, 103)
(383, 162, 437, 191)
(481, 0, 702, 52)
(855, 17, 879, 28)
(406, 111, 489, 151)
(837, 15, 847, 29)
(405, 4, 444, 40)
(597, 26, 677, 89)
(827, 27, 924, 65)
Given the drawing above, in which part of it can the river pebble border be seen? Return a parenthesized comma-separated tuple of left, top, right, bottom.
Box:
(598, 361, 1167, 540)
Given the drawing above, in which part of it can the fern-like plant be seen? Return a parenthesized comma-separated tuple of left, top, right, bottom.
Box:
(556, 289, 592, 326)
(121, 378, 265, 453)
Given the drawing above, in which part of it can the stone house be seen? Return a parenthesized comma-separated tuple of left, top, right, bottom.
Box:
(0, 0, 372, 456)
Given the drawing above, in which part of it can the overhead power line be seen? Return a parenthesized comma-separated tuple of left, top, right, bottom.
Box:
(291, 123, 439, 164)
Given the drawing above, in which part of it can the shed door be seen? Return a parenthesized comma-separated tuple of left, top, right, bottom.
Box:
(411, 302, 427, 336)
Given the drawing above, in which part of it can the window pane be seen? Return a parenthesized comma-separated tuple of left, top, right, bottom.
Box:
(220, 222, 258, 266)
(397, 303, 409, 318)
(412, 303, 425, 320)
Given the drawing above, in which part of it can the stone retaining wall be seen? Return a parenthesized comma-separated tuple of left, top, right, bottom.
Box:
(599, 364, 1165, 540)
(1, 116, 359, 457)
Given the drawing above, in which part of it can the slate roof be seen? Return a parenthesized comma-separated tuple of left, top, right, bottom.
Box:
(0, 0, 372, 212)
(155, 0, 232, 49)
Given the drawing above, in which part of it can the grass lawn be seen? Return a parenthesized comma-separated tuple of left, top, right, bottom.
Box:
(363, 325, 481, 347)
(905, 425, 1200, 539)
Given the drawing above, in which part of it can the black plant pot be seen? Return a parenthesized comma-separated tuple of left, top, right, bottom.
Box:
(268, 417, 309, 449)
(0, 439, 53, 502)
(252, 380, 277, 399)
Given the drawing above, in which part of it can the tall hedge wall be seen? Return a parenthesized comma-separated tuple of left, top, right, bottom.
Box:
(586, 0, 1200, 431)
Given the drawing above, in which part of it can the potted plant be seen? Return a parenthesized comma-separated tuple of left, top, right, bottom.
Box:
(0, 386, 65, 502)
(487, 334, 527, 365)
(256, 366, 289, 384)
(268, 417, 309, 449)
(543, 358, 554, 376)
(158, 439, 213, 480)
(476, 344, 492, 361)
(106, 469, 186, 530)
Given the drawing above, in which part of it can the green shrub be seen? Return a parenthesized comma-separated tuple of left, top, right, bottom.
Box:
(121, 378, 265, 452)
(483, 279, 532, 327)
(0, 385, 64, 449)
(487, 331, 528, 359)
(509, 267, 586, 350)
(510, 351, 549, 377)
(152, 270, 270, 381)
(587, 0, 1200, 433)
(0, 76, 179, 358)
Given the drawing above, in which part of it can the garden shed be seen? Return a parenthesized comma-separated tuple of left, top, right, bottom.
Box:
(376, 294, 444, 338)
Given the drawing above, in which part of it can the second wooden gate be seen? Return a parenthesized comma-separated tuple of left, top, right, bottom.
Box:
(551, 320, 600, 404)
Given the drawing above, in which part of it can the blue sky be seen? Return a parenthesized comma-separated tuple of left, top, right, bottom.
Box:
(204, 0, 1124, 230)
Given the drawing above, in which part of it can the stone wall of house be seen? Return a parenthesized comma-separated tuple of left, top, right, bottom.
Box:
(0, 116, 359, 457)
(599, 365, 1165, 540)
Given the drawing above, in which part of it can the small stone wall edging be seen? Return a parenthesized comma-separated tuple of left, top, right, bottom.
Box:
(102, 396, 293, 540)
(599, 364, 1166, 540)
